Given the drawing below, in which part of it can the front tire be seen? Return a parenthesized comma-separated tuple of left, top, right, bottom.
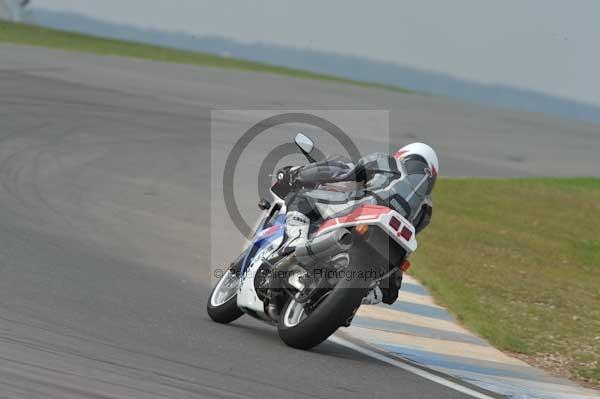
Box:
(207, 270, 244, 323)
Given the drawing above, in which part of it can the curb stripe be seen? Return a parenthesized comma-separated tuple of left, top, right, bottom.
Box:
(378, 344, 556, 382)
(400, 282, 429, 296)
(398, 290, 445, 309)
(352, 316, 488, 346)
(351, 274, 600, 398)
(385, 301, 454, 320)
(356, 306, 470, 334)
(330, 335, 499, 399)
(347, 326, 526, 366)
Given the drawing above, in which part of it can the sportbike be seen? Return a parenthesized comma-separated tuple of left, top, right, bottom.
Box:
(207, 133, 417, 349)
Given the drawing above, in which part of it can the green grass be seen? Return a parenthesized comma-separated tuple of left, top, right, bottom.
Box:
(411, 178, 600, 386)
(0, 20, 410, 94)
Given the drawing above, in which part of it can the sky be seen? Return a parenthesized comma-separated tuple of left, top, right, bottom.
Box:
(30, 0, 600, 106)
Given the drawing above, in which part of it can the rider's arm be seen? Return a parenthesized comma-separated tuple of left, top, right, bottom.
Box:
(413, 204, 432, 234)
(295, 158, 366, 186)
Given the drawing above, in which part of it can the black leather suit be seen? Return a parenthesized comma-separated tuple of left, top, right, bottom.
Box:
(286, 152, 435, 234)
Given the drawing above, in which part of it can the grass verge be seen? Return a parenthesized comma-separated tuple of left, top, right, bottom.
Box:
(0, 20, 410, 94)
(411, 178, 600, 387)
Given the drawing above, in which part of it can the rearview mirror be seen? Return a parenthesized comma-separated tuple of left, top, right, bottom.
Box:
(295, 133, 314, 154)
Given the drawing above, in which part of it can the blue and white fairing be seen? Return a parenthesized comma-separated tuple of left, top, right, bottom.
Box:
(236, 214, 285, 314)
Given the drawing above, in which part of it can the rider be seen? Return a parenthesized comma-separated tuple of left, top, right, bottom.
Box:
(283, 142, 439, 305)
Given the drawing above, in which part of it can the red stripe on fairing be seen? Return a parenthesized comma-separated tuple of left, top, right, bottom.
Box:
(317, 204, 392, 234)
(257, 225, 280, 239)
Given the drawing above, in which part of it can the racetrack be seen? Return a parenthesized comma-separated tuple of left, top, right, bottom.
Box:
(1, 44, 598, 399)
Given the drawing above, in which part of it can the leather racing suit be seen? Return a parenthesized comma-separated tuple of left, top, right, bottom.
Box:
(287, 152, 435, 233)
(285, 152, 436, 304)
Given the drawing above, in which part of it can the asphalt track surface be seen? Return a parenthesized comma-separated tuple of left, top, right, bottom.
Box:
(1, 44, 598, 399)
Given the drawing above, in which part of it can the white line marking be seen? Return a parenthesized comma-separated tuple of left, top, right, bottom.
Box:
(330, 335, 497, 399)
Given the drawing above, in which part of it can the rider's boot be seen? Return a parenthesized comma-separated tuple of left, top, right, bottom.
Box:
(361, 286, 384, 305)
(280, 211, 310, 254)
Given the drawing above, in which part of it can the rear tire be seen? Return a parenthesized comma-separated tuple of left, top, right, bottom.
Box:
(277, 283, 367, 349)
(207, 270, 244, 324)
(277, 236, 378, 349)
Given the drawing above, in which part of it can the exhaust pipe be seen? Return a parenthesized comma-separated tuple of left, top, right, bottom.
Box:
(295, 228, 353, 261)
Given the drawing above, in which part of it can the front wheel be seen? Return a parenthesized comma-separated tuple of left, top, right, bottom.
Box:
(207, 270, 244, 323)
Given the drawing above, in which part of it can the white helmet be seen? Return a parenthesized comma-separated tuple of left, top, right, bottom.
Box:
(394, 142, 439, 176)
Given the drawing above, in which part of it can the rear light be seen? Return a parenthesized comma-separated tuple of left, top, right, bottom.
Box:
(388, 216, 401, 231)
(399, 226, 413, 241)
(355, 224, 369, 236)
(401, 260, 411, 272)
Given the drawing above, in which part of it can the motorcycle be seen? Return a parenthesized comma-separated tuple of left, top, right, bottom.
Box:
(207, 133, 418, 349)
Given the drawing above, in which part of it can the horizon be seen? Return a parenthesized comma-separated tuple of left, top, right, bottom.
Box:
(27, 0, 600, 108)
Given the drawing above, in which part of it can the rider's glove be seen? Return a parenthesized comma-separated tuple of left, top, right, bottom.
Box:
(276, 166, 303, 187)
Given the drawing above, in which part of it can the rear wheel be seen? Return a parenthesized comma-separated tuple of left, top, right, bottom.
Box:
(207, 270, 244, 323)
(277, 287, 366, 350)
(277, 238, 377, 349)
